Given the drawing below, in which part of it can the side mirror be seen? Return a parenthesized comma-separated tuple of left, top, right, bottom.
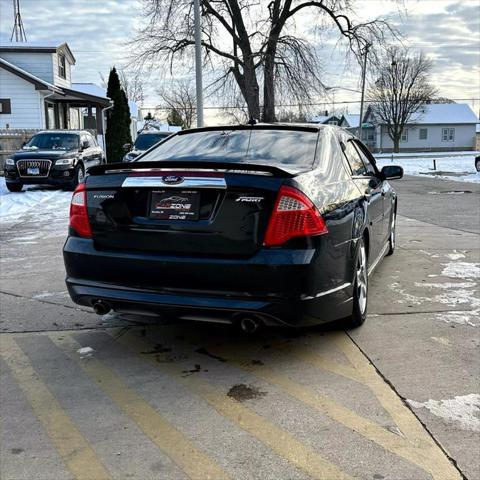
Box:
(81, 140, 89, 150)
(123, 143, 132, 152)
(381, 165, 403, 180)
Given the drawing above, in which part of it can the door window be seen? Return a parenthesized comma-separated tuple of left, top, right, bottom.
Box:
(353, 140, 377, 176)
(343, 140, 367, 176)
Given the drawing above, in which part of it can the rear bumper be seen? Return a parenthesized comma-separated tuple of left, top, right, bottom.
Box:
(64, 237, 354, 327)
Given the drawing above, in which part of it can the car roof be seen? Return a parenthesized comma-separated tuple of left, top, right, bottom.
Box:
(138, 131, 172, 135)
(36, 130, 91, 135)
(176, 123, 333, 135)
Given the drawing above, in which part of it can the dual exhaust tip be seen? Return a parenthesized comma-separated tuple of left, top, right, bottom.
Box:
(92, 300, 111, 316)
(92, 300, 263, 333)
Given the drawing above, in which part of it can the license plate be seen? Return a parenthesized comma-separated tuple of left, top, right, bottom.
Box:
(27, 167, 40, 175)
(149, 190, 200, 221)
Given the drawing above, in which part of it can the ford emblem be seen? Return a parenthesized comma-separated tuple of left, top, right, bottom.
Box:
(162, 175, 184, 185)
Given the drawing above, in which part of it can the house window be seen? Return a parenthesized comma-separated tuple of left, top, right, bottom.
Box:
(58, 54, 66, 79)
(442, 128, 455, 142)
(0, 99, 12, 114)
(419, 128, 428, 140)
(328, 120, 338, 125)
(400, 129, 408, 142)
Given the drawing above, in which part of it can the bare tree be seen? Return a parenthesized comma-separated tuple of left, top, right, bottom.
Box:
(157, 80, 196, 129)
(99, 68, 145, 104)
(118, 69, 145, 104)
(131, 0, 396, 122)
(368, 47, 437, 152)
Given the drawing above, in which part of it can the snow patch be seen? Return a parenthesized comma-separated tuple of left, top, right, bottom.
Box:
(435, 310, 479, 327)
(441, 262, 480, 279)
(408, 394, 480, 432)
(77, 347, 94, 357)
(0, 177, 71, 227)
(446, 251, 466, 260)
(375, 155, 479, 183)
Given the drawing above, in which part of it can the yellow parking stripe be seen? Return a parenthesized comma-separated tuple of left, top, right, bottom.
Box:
(50, 333, 230, 480)
(110, 329, 353, 480)
(209, 338, 461, 480)
(332, 333, 459, 464)
(0, 336, 112, 480)
(269, 340, 364, 384)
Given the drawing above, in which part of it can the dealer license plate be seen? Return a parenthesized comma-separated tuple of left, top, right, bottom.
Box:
(149, 190, 200, 221)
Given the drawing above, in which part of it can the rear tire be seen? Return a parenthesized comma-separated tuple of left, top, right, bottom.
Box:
(476, 158, 480, 172)
(386, 209, 396, 256)
(6, 182, 23, 192)
(344, 238, 368, 329)
(67, 164, 85, 191)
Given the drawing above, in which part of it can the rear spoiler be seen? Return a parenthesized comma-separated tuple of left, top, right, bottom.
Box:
(87, 160, 304, 177)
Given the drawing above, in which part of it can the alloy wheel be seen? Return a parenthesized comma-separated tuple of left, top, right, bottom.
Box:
(390, 214, 396, 250)
(77, 166, 85, 183)
(356, 244, 368, 314)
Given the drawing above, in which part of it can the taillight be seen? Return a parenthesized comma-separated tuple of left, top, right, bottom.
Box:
(69, 183, 92, 238)
(264, 185, 328, 246)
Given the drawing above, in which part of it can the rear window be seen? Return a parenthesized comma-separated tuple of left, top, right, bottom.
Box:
(138, 129, 318, 167)
(134, 133, 171, 150)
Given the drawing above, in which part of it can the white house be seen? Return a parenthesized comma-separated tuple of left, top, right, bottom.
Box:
(0, 41, 137, 149)
(366, 103, 478, 153)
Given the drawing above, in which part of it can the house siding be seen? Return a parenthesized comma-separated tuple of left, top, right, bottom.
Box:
(0, 68, 45, 128)
(378, 124, 476, 152)
(0, 52, 54, 84)
(52, 51, 71, 88)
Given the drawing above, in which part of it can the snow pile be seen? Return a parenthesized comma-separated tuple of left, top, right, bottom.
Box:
(375, 155, 479, 183)
(0, 177, 71, 228)
(408, 394, 480, 432)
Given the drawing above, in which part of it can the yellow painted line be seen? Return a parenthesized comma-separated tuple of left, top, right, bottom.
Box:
(331, 333, 461, 478)
(109, 328, 353, 480)
(331, 333, 435, 439)
(0, 336, 112, 480)
(268, 340, 364, 384)
(50, 333, 230, 480)
(209, 341, 462, 480)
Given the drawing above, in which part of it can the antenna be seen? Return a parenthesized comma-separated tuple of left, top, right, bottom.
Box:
(11, 0, 27, 42)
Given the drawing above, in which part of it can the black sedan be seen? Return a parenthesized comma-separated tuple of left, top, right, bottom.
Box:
(63, 124, 402, 331)
(4, 130, 105, 192)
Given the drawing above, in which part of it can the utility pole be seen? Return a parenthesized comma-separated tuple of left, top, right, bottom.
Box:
(11, 0, 27, 42)
(193, 0, 204, 127)
(358, 43, 370, 141)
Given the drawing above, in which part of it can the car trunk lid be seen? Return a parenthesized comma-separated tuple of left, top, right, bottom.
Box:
(85, 162, 297, 257)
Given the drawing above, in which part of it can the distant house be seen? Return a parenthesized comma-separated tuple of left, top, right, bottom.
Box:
(365, 103, 478, 153)
(0, 41, 139, 151)
(309, 111, 342, 126)
(0, 41, 113, 148)
(339, 113, 376, 151)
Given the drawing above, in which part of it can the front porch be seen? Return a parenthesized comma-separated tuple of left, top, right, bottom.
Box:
(44, 88, 111, 149)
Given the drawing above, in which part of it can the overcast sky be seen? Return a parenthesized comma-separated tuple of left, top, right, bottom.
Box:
(1, 0, 479, 120)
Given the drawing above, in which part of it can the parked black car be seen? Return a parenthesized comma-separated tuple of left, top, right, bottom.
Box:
(63, 124, 403, 331)
(4, 130, 105, 192)
(123, 131, 172, 162)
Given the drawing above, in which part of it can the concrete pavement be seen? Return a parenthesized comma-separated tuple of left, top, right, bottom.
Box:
(0, 175, 478, 479)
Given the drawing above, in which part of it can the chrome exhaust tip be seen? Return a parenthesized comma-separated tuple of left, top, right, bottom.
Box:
(92, 300, 111, 316)
(239, 316, 262, 334)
